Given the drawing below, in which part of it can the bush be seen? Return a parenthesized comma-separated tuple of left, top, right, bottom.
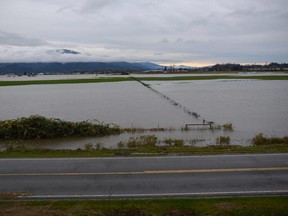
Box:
(222, 123, 233, 131)
(0, 115, 120, 139)
(127, 137, 138, 148)
(141, 135, 158, 147)
(216, 136, 230, 146)
(164, 138, 184, 147)
(252, 133, 266, 145)
(84, 143, 93, 151)
(117, 141, 125, 149)
(95, 143, 103, 150)
(252, 133, 288, 145)
(124, 135, 158, 149)
(164, 138, 173, 146)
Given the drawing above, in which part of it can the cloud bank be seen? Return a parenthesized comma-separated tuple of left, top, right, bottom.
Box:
(0, 0, 287, 65)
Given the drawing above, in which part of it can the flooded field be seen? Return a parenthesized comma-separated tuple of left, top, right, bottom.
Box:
(1, 75, 288, 149)
(149, 79, 288, 136)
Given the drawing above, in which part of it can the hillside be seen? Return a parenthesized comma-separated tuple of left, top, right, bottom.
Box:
(0, 62, 163, 75)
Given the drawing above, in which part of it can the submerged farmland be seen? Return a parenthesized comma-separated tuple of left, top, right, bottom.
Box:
(0, 74, 288, 150)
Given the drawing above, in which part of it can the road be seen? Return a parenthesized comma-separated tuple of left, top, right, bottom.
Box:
(0, 153, 288, 199)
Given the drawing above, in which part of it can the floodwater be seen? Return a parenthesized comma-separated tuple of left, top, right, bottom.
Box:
(0, 82, 192, 128)
(148, 79, 288, 137)
(1, 76, 288, 149)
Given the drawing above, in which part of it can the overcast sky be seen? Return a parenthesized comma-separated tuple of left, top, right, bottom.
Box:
(0, 0, 287, 66)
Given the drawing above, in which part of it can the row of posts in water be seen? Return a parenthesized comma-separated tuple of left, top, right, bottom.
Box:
(131, 77, 202, 119)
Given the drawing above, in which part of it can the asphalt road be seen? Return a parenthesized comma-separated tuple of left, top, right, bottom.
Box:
(0, 153, 288, 199)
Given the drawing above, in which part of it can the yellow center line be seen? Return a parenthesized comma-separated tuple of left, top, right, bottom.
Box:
(144, 167, 288, 174)
(0, 167, 287, 176)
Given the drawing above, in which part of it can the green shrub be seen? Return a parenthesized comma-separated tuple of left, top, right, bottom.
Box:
(125, 135, 158, 149)
(222, 123, 233, 131)
(141, 135, 158, 147)
(127, 137, 138, 148)
(84, 143, 93, 151)
(216, 136, 230, 146)
(252, 133, 288, 145)
(252, 133, 266, 145)
(164, 138, 173, 146)
(95, 143, 103, 150)
(117, 141, 125, 149)
(164, 138, 184, 147)
(0, 115, 120, 139)
(174, 139, 184, 147)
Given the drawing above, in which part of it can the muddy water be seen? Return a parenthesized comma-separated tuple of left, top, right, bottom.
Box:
(1, 78, 287, 149)
(148, 79, 288, 137)
(0, 81, 196, 128)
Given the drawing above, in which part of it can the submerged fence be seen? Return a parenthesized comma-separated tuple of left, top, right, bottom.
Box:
(131, 77, 204, 121)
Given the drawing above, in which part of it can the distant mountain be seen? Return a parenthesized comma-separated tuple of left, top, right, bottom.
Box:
(56, 49, 81, 55)
(134, 62, 164, 70)
(0, 62, 164, 75)
(0, 64, 36, 74)
(47, 49, 81, 55)
(174, 65, 197, 70)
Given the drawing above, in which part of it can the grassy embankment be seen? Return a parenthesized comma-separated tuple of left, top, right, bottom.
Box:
(0, 75, 288, 86)
(0, 196, 287, 216)
(0, 77, 132, 86)
(1, 143, 288, 158)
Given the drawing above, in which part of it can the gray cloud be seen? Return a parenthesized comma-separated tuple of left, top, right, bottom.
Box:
(79, 0, 120, 13)
(0, 31, 48, 47)
(0, 0, 287, 65)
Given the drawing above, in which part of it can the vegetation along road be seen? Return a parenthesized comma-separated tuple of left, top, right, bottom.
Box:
(0, 153, 287, 200)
